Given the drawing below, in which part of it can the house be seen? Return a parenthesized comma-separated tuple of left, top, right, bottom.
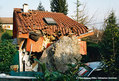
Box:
(87, 29, 104, 43)
(0, 17, 13, 30)
(13, 4, 94, 72)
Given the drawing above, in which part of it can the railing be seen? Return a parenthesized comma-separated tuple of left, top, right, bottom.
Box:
(0, 75, 37, 81)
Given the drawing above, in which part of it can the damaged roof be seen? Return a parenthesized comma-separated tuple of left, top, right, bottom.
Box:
(13, 8, 88, 37)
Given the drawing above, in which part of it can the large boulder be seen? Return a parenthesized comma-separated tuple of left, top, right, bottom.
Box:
(40, 36, 82, 72)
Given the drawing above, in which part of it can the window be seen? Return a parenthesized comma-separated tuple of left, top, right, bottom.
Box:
(43, 17, 57, 25)
(7, 26, 10, 28)
(4, 26, 6, 28)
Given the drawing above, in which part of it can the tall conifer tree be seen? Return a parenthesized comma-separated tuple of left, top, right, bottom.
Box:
(50, 0, 68, 15)
(100, 12, 119, 76)
(37, 2, 45, 11)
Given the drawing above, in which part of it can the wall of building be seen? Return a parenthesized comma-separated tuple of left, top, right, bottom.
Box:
(2, 24, 13, 30)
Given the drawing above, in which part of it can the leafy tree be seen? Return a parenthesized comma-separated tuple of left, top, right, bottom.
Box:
(0, 19, 4, 33)
(100, 11, 119, 76)
(0, 21, 1, 32)
(37, 1, 45, 11)
(1, 30, 12, 41)
(50, 0, 68, 15)
(0, 40, 17, 73)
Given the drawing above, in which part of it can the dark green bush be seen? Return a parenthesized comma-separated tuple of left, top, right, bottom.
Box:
(34, 58, 83, 81)
(0, 40, 17, 73)
(0, 27, 4, 33)
(1, 30, 13, 41)
(81, 42, 101, 63)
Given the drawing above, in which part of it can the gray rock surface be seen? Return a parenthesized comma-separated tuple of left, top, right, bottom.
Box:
(40, 36, 82, 72)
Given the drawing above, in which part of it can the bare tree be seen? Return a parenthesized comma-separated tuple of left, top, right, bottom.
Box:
(72, 0, 94, 25)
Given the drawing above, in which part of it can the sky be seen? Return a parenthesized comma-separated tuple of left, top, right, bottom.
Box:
(0, 0, 119, 29)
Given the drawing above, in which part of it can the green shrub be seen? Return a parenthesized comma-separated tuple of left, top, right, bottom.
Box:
(1, 30, 13, 41)
(0, 27, 4, 33)
(34, 58, 83, 81)
(81, 42, 101, 63)
(0, 40, 17, 73)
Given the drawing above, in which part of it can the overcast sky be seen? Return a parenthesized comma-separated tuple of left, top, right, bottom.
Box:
(0, 0, 119, 29)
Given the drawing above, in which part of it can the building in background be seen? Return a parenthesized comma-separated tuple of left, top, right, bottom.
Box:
(0, 17, 13, 30)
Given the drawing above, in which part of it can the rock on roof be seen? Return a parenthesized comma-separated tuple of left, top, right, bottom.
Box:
(0, 17, 13, 24)
(13, 8, 88, 36)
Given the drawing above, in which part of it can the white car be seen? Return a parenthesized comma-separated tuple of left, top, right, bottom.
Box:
(78, 61, 104, 77)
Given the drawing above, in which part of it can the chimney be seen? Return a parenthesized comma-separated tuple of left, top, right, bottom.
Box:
(23, 3, 28, 13)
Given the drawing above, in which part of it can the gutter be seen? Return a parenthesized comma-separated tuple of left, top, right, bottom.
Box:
(78, 30, 94, 39)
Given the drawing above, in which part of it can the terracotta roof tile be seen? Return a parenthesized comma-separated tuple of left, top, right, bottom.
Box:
(13, 9, 88, 37)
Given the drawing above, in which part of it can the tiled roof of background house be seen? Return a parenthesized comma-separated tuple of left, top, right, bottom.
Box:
(0, 17, 13, 24)
(13, 8, 88, 37)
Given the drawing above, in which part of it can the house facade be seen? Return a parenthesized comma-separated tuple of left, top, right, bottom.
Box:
(0, 17, 13, 30)
(13, 4, 93, 72)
